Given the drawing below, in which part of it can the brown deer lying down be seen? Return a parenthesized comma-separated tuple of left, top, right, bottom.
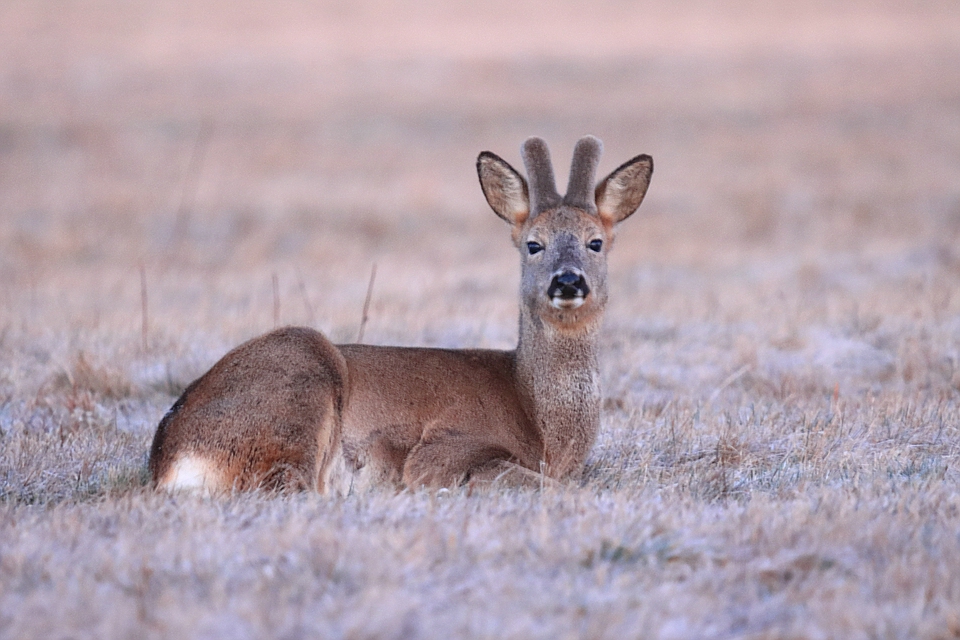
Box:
(148, 136, 653, 493)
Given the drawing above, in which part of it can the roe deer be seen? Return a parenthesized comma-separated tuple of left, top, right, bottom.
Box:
(148, 136, 653, 492)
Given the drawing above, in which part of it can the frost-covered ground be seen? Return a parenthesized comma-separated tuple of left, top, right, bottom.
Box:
(2, 1, 960, 637)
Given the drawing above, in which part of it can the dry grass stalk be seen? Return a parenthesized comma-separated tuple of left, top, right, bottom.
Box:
(357, 263, 377, 344)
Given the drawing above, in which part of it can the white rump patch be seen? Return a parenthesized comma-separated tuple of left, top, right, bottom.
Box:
(162, 455, 224, 493)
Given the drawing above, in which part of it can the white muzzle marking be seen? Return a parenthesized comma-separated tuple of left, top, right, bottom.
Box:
(550, 296, 585, 310)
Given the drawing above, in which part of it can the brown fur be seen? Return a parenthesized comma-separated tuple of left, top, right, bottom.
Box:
(149, 327, 347, 492)
(148, 137, 653, 492)
(337, 346, 540, 488)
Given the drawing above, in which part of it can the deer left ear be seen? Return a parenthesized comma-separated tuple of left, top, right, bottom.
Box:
(595, 154, 653, 225)
(477, 151, 530, 226)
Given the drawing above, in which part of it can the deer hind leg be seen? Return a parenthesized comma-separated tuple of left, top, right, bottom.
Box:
(149, 327, 348, 494)
(237, 392, 343, 493)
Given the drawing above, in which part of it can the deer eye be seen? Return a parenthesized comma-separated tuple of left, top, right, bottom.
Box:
(527, 241, 544, 255)
(588, 239, 603, 252)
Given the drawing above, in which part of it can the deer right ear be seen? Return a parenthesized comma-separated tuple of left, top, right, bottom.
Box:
(595, 154, 653, 226)
(477, 151, 530, 226)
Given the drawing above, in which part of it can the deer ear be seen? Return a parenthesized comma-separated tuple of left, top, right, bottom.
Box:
(595, 154, 653, 225)
(477, 151, 530, 226)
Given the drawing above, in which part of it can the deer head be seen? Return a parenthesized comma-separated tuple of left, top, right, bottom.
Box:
(477, 136, 653, 331)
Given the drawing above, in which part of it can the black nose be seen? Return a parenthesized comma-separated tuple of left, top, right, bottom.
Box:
(548, 270, 590, 299)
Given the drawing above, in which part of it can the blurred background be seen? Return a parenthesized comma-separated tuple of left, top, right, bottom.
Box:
(1, 0, 958, 391)
(3, 5, 960, 630)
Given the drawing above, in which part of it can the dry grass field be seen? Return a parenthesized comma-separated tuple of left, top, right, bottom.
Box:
(2, 0, 960, 637)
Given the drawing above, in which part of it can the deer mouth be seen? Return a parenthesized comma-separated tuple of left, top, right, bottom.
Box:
(551, 296, 585, 310)
(548, 270, 590, 309)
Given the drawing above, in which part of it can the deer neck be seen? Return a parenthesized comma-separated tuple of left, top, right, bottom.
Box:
(515, 306, 601, 478)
